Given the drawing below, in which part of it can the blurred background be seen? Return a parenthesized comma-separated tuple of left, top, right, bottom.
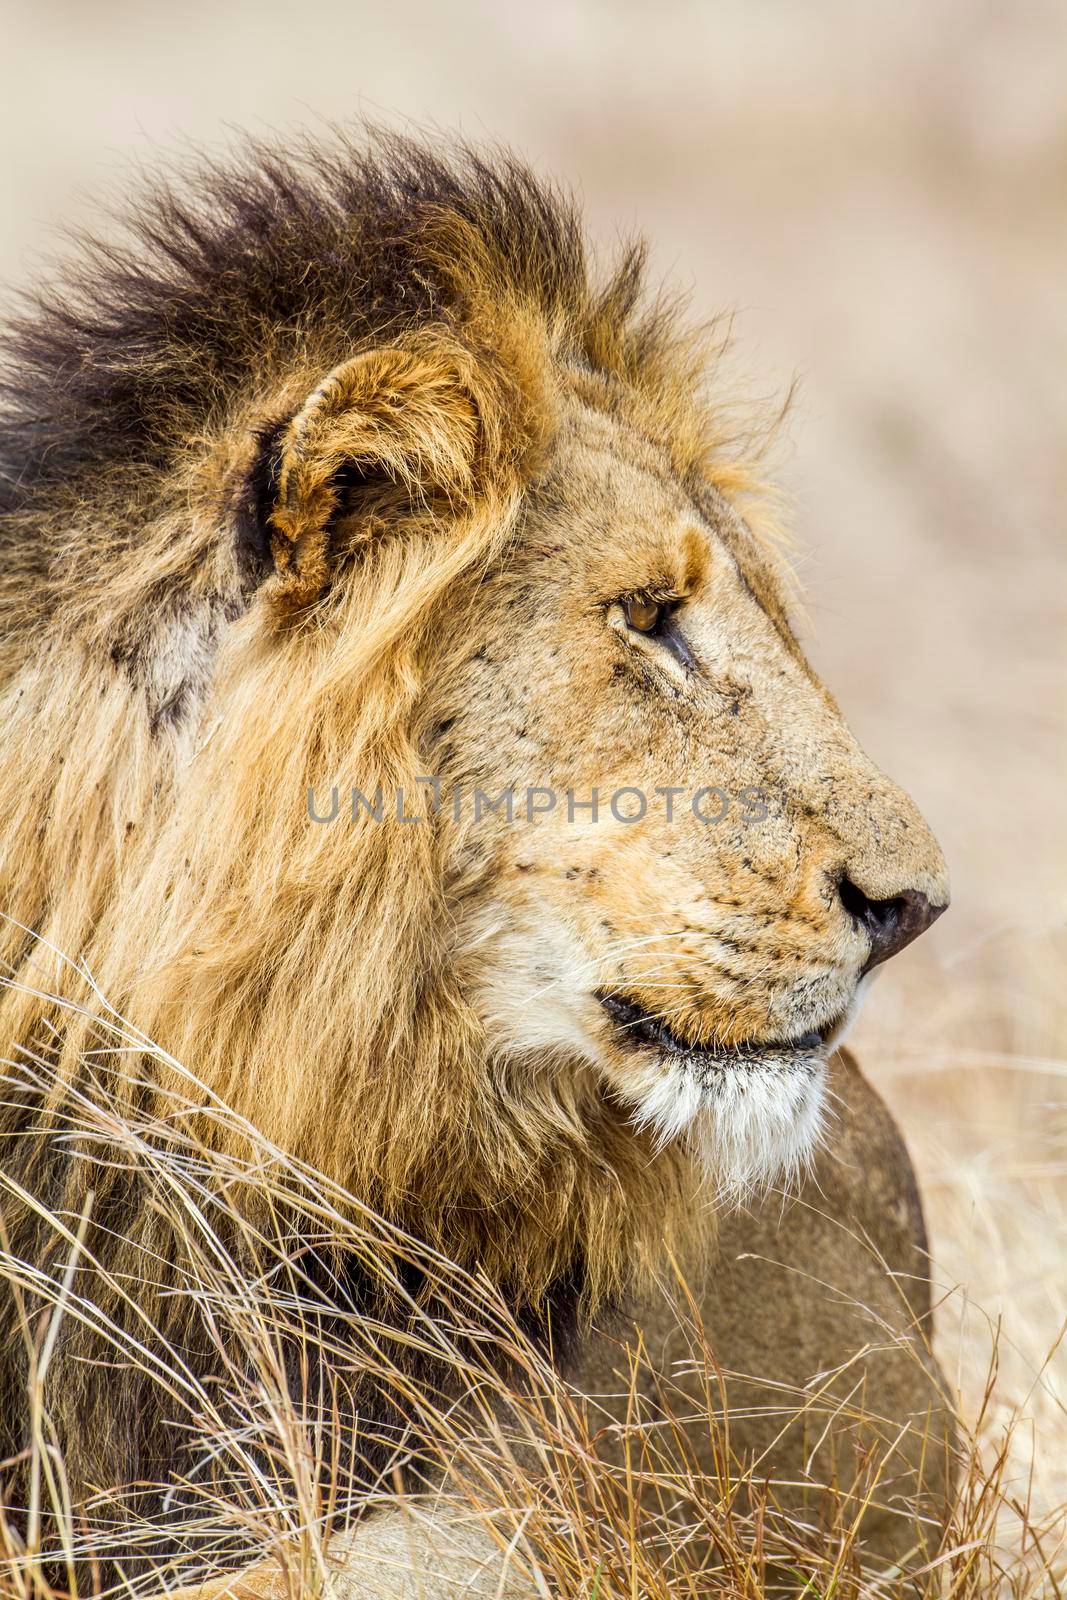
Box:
(3, 0, 1065, 1535)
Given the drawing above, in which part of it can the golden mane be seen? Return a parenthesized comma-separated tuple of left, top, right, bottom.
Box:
(0, 144, 792, 1530)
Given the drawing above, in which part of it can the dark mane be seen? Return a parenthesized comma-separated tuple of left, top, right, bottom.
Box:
(0, 130, 647, 512)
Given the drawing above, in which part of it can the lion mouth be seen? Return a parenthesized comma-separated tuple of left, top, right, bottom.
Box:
(598, 992, 842, 1064)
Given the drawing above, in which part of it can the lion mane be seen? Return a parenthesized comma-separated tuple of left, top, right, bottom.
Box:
(0, 133, 774, 1569)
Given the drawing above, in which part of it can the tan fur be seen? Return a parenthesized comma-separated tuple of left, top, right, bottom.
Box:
(0, 135, 952, 1577)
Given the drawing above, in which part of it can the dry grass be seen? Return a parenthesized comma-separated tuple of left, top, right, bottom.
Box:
(0, 941, 1064, 1600)
(0, 7, 1061, 1593)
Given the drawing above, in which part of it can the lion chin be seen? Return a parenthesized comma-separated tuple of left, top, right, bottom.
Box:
(589, 977, 875, 1199)
(593, 993, 838, 1199)
(632, 1051, 829, 1200)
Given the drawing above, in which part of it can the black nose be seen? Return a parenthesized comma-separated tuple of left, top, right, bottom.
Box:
(838, 877, 947, 973)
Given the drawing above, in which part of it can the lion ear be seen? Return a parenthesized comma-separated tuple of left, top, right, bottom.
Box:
(239, 345, 481, 612)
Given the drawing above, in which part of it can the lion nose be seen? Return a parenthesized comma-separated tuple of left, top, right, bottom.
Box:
(838, 877, 947, 973)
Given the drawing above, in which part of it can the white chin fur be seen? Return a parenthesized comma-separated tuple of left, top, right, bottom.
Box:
(629, 1053, 828, 1202)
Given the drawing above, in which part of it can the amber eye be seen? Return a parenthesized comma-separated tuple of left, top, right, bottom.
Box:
(624, 597, 663, 633)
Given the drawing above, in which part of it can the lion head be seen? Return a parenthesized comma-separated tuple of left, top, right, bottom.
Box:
(0, 134, 947, 1319)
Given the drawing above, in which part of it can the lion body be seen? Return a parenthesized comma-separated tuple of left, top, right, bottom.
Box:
(0, 135, 953, 1585)
(162, 1054, 954, 1597)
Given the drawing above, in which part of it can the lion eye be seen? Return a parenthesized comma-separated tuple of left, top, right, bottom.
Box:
(617, 592, 698, 673)
(624, 597, 663, 633)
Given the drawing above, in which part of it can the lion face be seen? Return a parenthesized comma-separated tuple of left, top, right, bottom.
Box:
(432, 391, 949, 1194)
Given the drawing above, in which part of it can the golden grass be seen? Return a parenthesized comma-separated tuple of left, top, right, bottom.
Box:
(0, 938, 1064, 1599)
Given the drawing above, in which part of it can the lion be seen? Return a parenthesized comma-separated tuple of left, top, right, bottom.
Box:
(0, 132, 954, 1591)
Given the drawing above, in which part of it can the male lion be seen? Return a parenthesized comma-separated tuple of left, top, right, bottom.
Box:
(0, 134, 954, 1591)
